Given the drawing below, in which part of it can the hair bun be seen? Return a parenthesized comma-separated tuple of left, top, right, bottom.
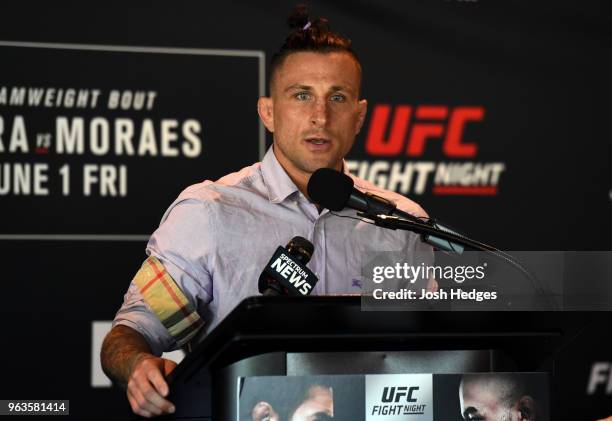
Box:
(287, 4, 310, 29)
(269, 4, 359, 91)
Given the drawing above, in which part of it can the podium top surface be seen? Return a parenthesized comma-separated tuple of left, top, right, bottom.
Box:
(168, 296, 598, 383)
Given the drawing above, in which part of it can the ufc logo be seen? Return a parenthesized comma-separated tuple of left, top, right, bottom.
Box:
(365, 105, 484, 158)
(381, 386, 419, 402)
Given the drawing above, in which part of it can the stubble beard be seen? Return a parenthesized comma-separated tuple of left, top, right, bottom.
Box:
(275, 140, 339, 176)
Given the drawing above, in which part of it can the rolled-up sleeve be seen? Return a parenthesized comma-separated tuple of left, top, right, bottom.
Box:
(112, 196, 215, 355)
(113, 282, 174, 356)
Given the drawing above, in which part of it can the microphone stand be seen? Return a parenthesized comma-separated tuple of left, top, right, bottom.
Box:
(359, 212, 559, 310)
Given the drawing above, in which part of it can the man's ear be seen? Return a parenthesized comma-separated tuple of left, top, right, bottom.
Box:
(257, 97, 274, 133)
(355, 99, 368, 134)
(518, 395, 536, 420)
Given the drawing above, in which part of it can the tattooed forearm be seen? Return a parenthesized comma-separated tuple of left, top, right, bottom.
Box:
(100, 325, 153, 388)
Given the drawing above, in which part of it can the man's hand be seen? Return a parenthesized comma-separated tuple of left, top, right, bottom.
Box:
(127, 354, 177, 418)
(101, 325, 179, 418)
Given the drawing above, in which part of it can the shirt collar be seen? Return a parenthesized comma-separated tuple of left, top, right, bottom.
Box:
(260, 146, 352, 204)
(261, 147, 300, 203)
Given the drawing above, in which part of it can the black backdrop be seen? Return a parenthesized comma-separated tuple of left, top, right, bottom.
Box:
(0, 1, 610, 419)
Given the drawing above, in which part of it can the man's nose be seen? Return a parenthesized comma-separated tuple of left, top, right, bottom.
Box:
(310, 99, 329, 126)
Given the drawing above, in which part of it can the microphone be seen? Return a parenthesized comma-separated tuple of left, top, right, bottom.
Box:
(307, 168, 415, 219)
(307, 168, 465, 253)
(306, 170, 558, 308)
(258, 236, 319, 296)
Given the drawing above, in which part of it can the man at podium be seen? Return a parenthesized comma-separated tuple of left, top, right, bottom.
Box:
(101, 6, 434, 418)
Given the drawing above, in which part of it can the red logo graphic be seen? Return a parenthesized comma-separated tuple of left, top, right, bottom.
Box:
(365, 105, 483, 158)
(348, 104, 504, 196)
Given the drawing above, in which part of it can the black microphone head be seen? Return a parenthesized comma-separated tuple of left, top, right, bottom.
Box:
(286, 236, 314, 264)
(307, 168, 354, 211)
(258, 238, 319, 296)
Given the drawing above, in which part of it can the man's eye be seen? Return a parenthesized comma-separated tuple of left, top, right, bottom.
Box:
(296, 92, 311, 101)
(330, 94, 346, 102)
(463, 409, 485, 421)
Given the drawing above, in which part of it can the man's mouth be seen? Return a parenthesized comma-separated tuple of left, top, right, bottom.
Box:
(304, 137, 332, 152)
(305, 138, 330, 145)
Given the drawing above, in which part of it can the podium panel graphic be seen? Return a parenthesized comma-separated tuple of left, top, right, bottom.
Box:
(165, 296, 593, 420)
(238, 372, 549, 421)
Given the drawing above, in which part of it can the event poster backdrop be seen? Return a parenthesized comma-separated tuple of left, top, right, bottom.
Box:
(239, 373, 550, 421)
(0, 43, 264, 235)
(0, 1, 610, 420)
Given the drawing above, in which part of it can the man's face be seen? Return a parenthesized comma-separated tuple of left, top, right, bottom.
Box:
(250, 401, 280, 421)
(460, 380, 520, 421)
(290, 385, 333, 421)
(258, 51, 367, 178)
